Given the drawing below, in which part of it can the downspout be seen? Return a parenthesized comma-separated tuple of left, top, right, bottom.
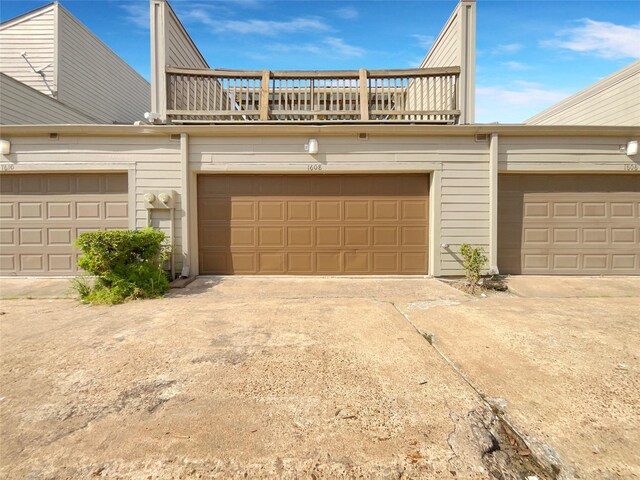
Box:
(179, 133, 190, 277)
(489, 133, 499, 274)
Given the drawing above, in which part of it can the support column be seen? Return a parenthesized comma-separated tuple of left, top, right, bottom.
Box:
(180, 133, 191, 276)
(489, 133, 499, 274)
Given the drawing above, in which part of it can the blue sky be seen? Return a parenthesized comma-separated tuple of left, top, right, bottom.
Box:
(2, 0, 639, 123)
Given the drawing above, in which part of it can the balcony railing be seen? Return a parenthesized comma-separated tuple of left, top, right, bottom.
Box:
(165, 66, 461, 124)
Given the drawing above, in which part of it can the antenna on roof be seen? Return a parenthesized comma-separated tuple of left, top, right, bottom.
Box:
(20, 51, 56, 97)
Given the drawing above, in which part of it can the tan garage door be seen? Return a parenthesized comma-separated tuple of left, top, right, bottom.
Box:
(0, 173, 129, 275)
(499, 174, 640, 275)
(198, 174, 429, 275)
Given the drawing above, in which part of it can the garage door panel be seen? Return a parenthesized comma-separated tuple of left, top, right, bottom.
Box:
(0, 173, 129, 275)
(198, 174, 429, 275)
(288, 253, 313, 274)
(499, 174, 640, 275)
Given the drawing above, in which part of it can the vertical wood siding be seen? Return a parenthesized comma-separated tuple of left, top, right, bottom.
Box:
(0, 73, 95, 124)
(0, 6, 56, 96)
(56, 6, 150, 124)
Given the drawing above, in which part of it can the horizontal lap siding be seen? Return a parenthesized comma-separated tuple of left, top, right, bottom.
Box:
(166, 13, 207, 69)
(527, 61, 640, 126)
(4, 136, 184, 271)
(0, 74, 94, 124)
(57, 8, 150, 124)
(190, 135, 490, 276)
(405, 7, 460, 115)
(0, 7, 55, 95)
(498, 136, 639, 171)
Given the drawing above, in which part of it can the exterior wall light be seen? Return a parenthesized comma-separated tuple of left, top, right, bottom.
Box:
(144, 112, 162, 124)
(0, 139, 10, 155)
(305, 138, 319, 155)
(143, 192, 156, 203)
(158, 192, 171, 204)
(626, 140, 638, 156)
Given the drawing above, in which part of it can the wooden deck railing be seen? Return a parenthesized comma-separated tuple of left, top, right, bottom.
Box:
(165, 66, 461, 123)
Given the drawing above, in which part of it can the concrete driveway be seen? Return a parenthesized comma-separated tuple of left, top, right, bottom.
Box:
(0, 276, 638, 479)
(0, 278, 512, 479)
(404, 276, 640, 480)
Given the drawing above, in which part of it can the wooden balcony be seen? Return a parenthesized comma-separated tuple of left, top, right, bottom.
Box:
(165, 66, 461, 124)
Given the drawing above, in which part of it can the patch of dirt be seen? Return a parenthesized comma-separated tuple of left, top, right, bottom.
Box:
(443, 276, 512, 298)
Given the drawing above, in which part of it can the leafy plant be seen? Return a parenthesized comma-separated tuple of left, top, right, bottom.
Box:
(459, 243, 488, 293)
(72, 228, 170, 304)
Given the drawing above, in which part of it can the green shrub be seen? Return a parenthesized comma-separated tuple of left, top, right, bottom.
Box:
(73, 228, 170, 304)
(459, 243, 487, 293)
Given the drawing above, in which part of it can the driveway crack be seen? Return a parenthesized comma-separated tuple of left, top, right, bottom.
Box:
(389, 301, 565, 480)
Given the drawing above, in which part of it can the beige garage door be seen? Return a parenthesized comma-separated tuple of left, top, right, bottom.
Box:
(198, 174, 429, 275)
(0, 173, 129, 275)
(499, 174, 640, 275)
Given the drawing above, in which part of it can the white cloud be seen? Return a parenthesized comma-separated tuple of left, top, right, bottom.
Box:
(181, 8, 330, 35)
(266, 37, 365, 58)
(476, 84, 570, 123)
(546, 19, 640, 59)
(502, 61, 533, 71)
(334, 7, 358, 20)
(323, 37, 365, 57)
(121, 3, 149, 29)
(492, 43, 524, 55)
(412, 34, 434, 50)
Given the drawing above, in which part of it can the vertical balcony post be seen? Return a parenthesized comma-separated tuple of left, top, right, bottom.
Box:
(358, 68, 369, 121)
(260, 70, 271, 121)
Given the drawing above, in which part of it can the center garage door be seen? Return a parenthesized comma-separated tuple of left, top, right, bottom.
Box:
(197, 174, 429, 275)
(0, 173, 129, 275)
(499, 174, 640, 275)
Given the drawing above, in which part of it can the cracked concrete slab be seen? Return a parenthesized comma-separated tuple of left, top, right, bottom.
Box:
(403, 278, 640, 479)
(1, 277, 493, 479)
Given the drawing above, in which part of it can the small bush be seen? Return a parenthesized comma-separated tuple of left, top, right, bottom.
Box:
(459, 243, 488, 293)
(73, 228, 170, 304)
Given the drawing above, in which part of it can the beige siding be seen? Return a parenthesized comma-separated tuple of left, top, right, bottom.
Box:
(527, 61, 640, 126)
(0, 73, 95, 124)
(498, 136, 640, 171)
(419, 5, 460, 69)
(2, 135, 183, 271)
(188, 135, 490, 276)
(0, 5, 56, 96)
(407, 0, 475, 124)
(56, 6, 150, 124)
(165, 6, 207, 69)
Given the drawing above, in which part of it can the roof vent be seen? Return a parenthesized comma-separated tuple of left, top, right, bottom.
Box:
(475, 134, 489, 142)
(170, 134, 181, 141)
(49, 133, 58, 140)
(358, 133, 369, 140)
